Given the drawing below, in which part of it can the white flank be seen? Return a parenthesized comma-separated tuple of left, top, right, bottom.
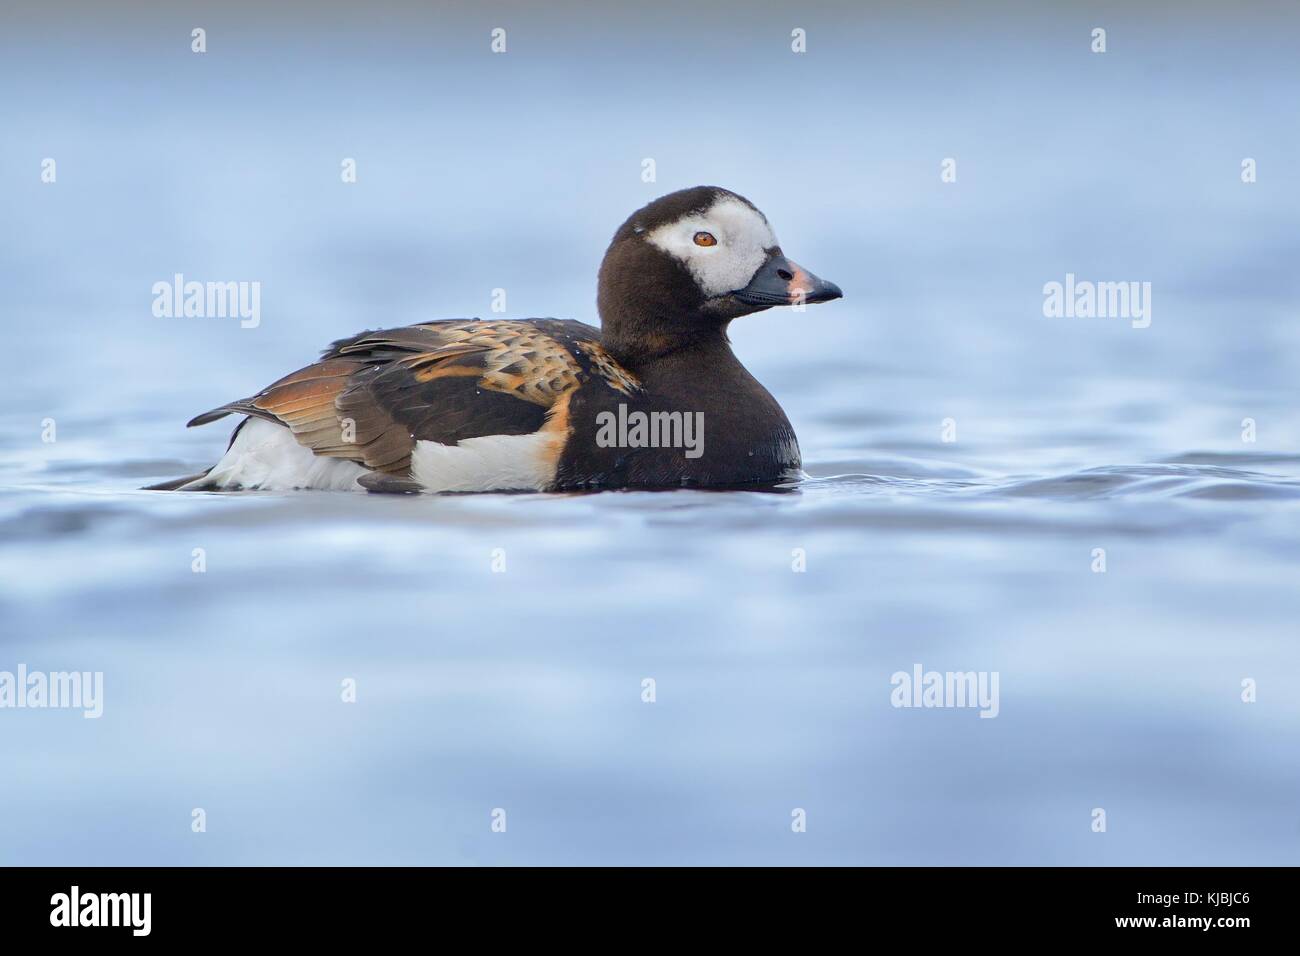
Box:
(186, 417, 368, 491)
(411, 431, 562, 493)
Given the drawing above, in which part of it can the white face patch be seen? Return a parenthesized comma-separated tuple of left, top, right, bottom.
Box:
(645, 195, 778, 298)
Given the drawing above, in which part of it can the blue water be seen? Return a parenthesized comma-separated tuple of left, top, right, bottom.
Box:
(2, 0, 1298, 865)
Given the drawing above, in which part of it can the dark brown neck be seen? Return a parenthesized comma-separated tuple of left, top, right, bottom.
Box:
(599, 311, 731, 371)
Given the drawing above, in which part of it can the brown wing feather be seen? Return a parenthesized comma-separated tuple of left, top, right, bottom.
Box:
(187, 319, 641, 476)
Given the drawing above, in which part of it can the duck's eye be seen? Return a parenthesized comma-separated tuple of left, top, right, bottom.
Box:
(693, 231, 717, 247)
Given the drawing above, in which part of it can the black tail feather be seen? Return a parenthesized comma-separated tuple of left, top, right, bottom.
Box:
(142, 469, 213, 491)
(187, 406, 237, 427)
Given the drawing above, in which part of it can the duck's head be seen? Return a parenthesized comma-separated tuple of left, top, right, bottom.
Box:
(597, 186, 842, 362)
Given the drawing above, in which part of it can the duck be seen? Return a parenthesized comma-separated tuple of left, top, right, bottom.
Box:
(149, 186, 842, 493)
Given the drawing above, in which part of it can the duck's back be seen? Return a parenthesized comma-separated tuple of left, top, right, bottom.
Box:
(164, 318, 641, 492)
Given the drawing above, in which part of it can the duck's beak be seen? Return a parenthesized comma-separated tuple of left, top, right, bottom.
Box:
(733, 252, 843, 307)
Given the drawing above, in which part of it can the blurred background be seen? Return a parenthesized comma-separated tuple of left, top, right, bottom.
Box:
(0, 0, 1297, 864)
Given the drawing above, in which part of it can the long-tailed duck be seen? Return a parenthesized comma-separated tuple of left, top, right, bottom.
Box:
(150, 186, 842, 493)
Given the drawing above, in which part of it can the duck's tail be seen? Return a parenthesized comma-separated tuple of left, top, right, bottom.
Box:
(141, 468, 214, 491)
(142, 410, 249, 490)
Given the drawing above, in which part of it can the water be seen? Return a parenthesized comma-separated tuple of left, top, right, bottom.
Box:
(2, 0, 1299, 865)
